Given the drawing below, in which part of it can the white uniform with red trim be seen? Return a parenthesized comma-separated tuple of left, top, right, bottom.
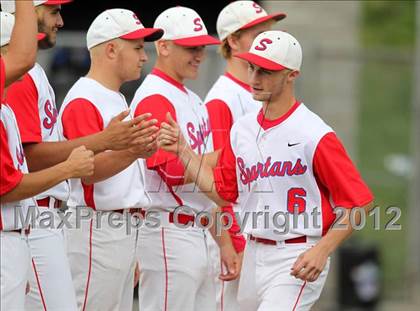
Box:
(0, 100, 34, 310)
(58, 77, 148, 311)
(5, 62, 77, 311)
(131, 69, 216, 311)
(205, 72, 260, 311)
(205, 73, 260, 123)
(214, 102, 374, 311)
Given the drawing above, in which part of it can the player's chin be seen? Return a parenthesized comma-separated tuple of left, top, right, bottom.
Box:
(252, 91, 270, 102)
(128, 70, 142, 81)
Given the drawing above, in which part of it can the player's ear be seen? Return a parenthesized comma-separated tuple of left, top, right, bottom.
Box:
(105, 40, 120, 60)
(156, 40, 170, 57)
(227, 34, 240, 53)
(287, 70, 300, 82)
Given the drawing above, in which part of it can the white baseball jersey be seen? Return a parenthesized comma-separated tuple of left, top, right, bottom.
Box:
(0, 103, 35, 230)
(131, 68, 215, 213)
(58, 77, 149, 210)
(215, 101, 374, 241)
(205, 72, 260, 311)
(6, 63, 69, 202)
(205, 72, 260, 125)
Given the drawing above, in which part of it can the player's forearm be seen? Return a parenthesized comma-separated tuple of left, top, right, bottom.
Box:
(0, 162, 73, 203)
(183, 150, 221, 184)
(4, 1, 37, 86)
(178, 147, 229, 206)
(316, 202, 374, 255)
(81, 150, 136, 185)
(209, 208, 234, 248)
(24, 134, 107, 171)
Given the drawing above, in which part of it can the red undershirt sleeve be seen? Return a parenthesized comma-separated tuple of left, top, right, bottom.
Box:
(61, 98, 104, 139)
(313, 132, 374, 208)
(206, 99, 233, 151)
(134, 94, 185, 186)
(5, 73, 42, 143)
(0, 121, 23, 195)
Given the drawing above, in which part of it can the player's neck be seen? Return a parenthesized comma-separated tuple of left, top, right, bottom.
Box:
(86, 66, 122, 92)
(155, 61, 184, 84)
(226, 58, 249, 85)
(262, 89, 296, 120)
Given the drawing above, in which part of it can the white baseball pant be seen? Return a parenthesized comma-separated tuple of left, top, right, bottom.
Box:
(207, 234, 240, 311)
(238, 237, 330, 311)
(64, 207, 139, 311)
(25, 204, 77, 311)
(137, 217, 216, 311)
(1, 230, 31, 311)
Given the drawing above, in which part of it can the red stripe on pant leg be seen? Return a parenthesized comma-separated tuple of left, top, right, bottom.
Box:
(82, 220, 93, 311)
(161, 228, 168, 311)
(220, 258, 224, 311)
(292, 281, 307, 311)
(32, 258, 48, 311)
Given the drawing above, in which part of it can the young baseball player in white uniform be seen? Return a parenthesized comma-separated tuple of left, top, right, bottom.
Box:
(2, 2, 153, 310)
(131, 6, 240, 311)
(205, 2, 286, 310)
(57, 9, 162, 311)
(158, 30, 374, 311)
(0, 5, 94, 310)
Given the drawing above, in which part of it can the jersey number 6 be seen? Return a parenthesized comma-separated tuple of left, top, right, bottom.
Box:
(287, 188, 307, 214)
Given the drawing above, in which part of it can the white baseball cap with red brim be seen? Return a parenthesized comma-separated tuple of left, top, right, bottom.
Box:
(235, 30, 302, 71)
(154, 6, 220, 47)
(1, 11, 46, 47)
(217, 1, 286, 41)
(0, 0, 73, 13)
(86, 9, 164, 50)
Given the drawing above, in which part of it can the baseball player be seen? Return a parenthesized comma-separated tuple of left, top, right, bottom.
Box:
(158, 30, 374, 311)
(205, 2, 286, 310)
(130, 6, 240, 311)
(2, 1, 153, 310)
(1, 4, 94, 310)
(57, 9, 162, 311)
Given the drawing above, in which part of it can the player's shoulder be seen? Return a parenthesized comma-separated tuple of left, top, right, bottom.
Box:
(231, 110, 259, 132)
(297, 104, 332, 130)
(27, 63, 47, 81)
(292, 103, 334, 143)
(186, 87, 203, 104)
(132, 74, 172, 102)
(205, 75, 238, 103)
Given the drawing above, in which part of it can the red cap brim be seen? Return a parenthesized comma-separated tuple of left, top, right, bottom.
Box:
(120, 28, 164, 42)
(37, 33, 46, 41)
(173, 35, 221, 47)
(44, 0, 73, 5)
(240, 13, 287, 30)
(235, 52, 287, 71)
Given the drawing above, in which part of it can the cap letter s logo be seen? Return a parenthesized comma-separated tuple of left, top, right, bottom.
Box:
(193, 18, 203, 32)
(133, 14, 141, 25)
(254, 38, 273, 51)
(253, 3, 263, 14)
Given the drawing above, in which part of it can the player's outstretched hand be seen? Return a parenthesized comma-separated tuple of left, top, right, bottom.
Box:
(102, 111, 156, 151)
(219, 244, 241, 281)
(158, 112, 188, 155)
(290, 244, 329, 282)
(65, 146, 95, 178)
(127, 117, 159, 159)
